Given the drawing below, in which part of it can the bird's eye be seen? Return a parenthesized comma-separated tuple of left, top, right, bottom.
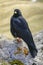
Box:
(14, 11, 17, 14)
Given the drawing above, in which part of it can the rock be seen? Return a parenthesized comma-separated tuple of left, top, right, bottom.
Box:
(0, 30, 43, 65)
(0, 48, 10, 60)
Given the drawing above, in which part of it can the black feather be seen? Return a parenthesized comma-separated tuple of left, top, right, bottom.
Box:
(10, 9, 38, 58)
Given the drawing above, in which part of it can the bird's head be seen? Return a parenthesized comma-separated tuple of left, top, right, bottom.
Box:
(14, 9, 22, 17)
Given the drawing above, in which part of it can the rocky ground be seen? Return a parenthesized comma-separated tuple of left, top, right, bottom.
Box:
(0, 30, 43, 65)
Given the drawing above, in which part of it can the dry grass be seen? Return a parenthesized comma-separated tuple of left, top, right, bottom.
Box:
(0, 0, 43, 39)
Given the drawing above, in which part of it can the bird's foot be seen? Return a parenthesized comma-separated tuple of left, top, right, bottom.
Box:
(16, 37, 22, 43)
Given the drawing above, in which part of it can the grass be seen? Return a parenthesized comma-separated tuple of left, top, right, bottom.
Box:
(0, 0, 43, 39)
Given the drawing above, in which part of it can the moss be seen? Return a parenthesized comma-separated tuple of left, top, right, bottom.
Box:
(9, 59, 24, 65)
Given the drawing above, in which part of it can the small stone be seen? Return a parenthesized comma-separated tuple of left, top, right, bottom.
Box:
(41, 47, 43, 50)
(41, 42, 43, 44)
(32, 63, 36, 65)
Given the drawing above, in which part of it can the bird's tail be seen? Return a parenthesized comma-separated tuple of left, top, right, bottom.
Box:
(29, 46, 38, 58)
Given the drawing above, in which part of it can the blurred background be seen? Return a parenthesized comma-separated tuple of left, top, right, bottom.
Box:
(0, 0, 43, 39)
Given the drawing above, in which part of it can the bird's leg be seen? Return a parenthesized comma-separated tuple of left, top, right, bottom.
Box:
(16, 37, 22, 43)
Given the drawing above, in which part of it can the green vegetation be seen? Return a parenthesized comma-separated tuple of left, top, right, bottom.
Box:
(9, 60, 24, 65)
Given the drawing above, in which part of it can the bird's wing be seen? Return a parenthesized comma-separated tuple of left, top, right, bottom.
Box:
(21, 29, 36, 48)
(18, 17, 38, 50)
(18, 16, 29, 29)
(18, 16, 32, 33)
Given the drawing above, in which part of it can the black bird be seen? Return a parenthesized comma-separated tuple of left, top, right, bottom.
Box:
(10, 9, 38, 58)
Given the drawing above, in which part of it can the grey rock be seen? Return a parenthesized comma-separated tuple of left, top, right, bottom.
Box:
(0, 30, 43, 65)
